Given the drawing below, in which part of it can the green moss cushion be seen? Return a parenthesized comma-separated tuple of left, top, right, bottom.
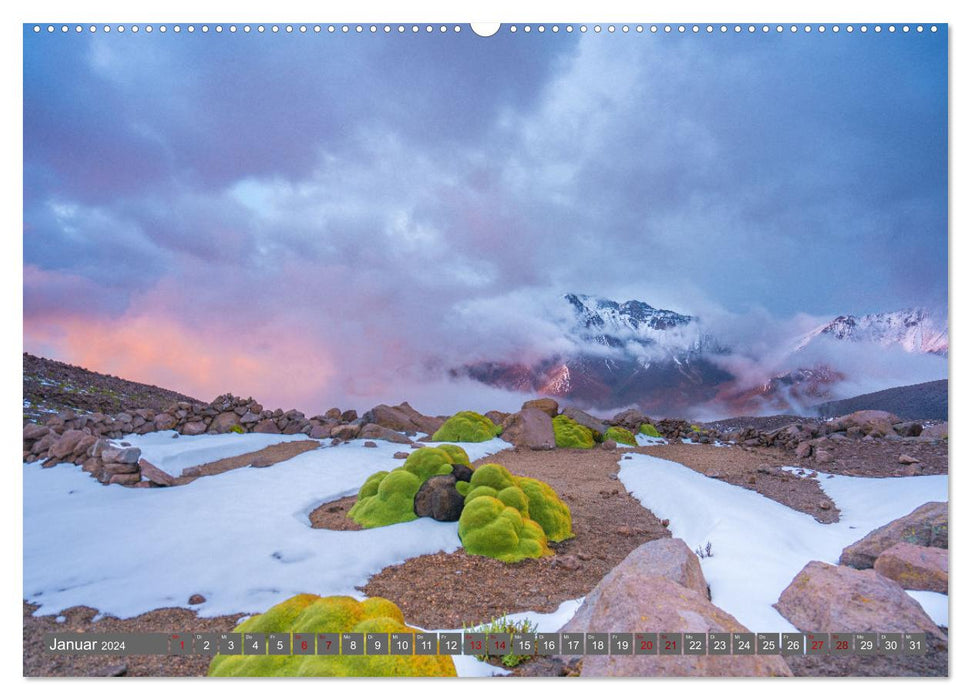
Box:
(604, 426, 637, 446)
(639, 423, 662, 438)
(462, 463, 574, 546)
(431, 411, 502, 443)
(434, 443, 471, 466)
(401, 447, 456, 481)
(516, 477, 574, 542)
(458, 496, 552, 563)
(348, 446, 471, 528)
(552, 415, 596, 449)
(208, 595, 456, 677)
(346, 469, 421, 528)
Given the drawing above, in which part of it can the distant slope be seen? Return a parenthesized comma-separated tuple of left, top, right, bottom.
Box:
(23, 353, 201, 423)
(814, 380, 948, 421)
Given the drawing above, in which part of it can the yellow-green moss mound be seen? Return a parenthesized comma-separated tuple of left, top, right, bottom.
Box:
(431, 411, 502, 443)
(348, 446, 465, 528)
(552, 414, 596, 449)
(639, 423, 662, 438)
(208, 595, 456, 677)
(434, 443, 471, 466)
(458, 463, 573, 561)
(458, 496, 552, 563)
(604, 426, 637, 446)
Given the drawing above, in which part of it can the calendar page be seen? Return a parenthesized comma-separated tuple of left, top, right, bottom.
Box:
(21, 14, 949, 682)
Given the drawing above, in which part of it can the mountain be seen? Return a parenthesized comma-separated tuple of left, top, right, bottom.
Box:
(795, 308, 948, 356)
(815, 379, 948, 421)
(460, 295, 948, 418)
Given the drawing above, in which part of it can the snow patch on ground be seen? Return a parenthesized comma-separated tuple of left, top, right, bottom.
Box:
(24, 439, 509, 618)
(635, 434, 667, 447)
(120, 431, 315, 477)
(905, 591, 948, 627)
(619, 454, 947, 632)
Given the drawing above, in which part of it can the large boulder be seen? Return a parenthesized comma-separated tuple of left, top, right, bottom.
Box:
(838, 410, 901, 437)
(364, 404, 424, 433)
(49, 429, 87, 460)
(358, 423, 411, 444)
(500, 409, 555, 450)
(567, 539, 709, 635)
(181, 421, 208, 436)
(562, 407, 607, 438)
(23, 423, 50, 441)
(610, 408, 650, 432)
(153, 413, 178, 431)
(774, 561, 946, 645)
(522, 398, 559, 417)
(393, 402, 445, 435)
(210, 411, 242, 433)
(560, 574, 791, 676)
(840, 501, 947, 569)
(252, 419, 282, 434)
(413, 475, 465, 522)
(922, 423, 947, 439)
(874, 543, 948, 593)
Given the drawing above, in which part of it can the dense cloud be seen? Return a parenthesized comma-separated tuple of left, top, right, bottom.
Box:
(23, 27, 947, 413)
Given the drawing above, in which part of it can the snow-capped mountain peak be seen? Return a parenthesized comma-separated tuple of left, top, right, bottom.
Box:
(795, 308, 948, 356)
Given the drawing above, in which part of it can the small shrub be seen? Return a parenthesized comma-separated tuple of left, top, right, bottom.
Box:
(695, 541, 713, 559)
(463, 614, 537, 668)
(229, 424, 245, 434)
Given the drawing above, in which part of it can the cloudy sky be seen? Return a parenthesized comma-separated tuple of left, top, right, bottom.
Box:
(23, 25, 947, 413)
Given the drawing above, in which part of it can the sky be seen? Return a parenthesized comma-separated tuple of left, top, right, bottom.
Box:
(22, 24, 948, 413)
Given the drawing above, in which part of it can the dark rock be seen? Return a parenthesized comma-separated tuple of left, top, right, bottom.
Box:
(840, 501, 948, 568)
(413, 475, 465, 521)
(188, 594, 206, 605)
(450, 463, 474, 482)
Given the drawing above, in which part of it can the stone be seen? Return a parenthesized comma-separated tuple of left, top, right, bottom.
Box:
(413, 475, 465, 522)
(23, 423, 50, 441)
(393, 451, 410, 459)
(921, 423, 947, 439)
(499, 408, 555, 450)
(562, 407, 607, 437)
(210, 411, 242, 433)
(601, 439, 617, 450)
(324, 407, 342, 420)
(340, 409, 358, 422)
(138, 459, 176, 487)
(102, 461, 140, 475)
(250, 419, 279, 434)
(795, 441, 812, 459)
(450, 463, 474, 483)
(840, 501, 947, 568)
(31, 431, 58, 455)
(610, 408, 650, 432)
(363, 441, 378, 448)
(108, 473, 141, 486)
(774, 561, 946, 645)
(93, 663, 128, 677)
(522, 398, 559, 417)
(898, 454, 920, 465)
(71, 434, 97, 457)
(364, 402, 443, 435)
(561, 574, 789, 676)
(239, 411, 260, 425)
(101, 445, 141, 465)
(893, 421, 923, 437)
(153, 413, 178, 431)
(308, 424, 331, 439)
(181, 421, 207, 436)
(188, 594, 206, 605)
(330, 423, 360, 441)
(484, 410, 509, 426)
(358, 423, 411, 444)
(555, 555, 581, 571)
(839, 410, 901, 438)
(873, 543, 948, 593)
(49, 429, 87, 460)
(818, 500, 832, 511)
(814, 449, 834, 464)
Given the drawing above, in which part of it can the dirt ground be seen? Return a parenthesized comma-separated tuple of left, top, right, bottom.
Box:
(173, 439, 321, 483)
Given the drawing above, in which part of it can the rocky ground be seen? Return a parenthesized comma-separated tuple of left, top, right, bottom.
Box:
(23, 353, 200, 423)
